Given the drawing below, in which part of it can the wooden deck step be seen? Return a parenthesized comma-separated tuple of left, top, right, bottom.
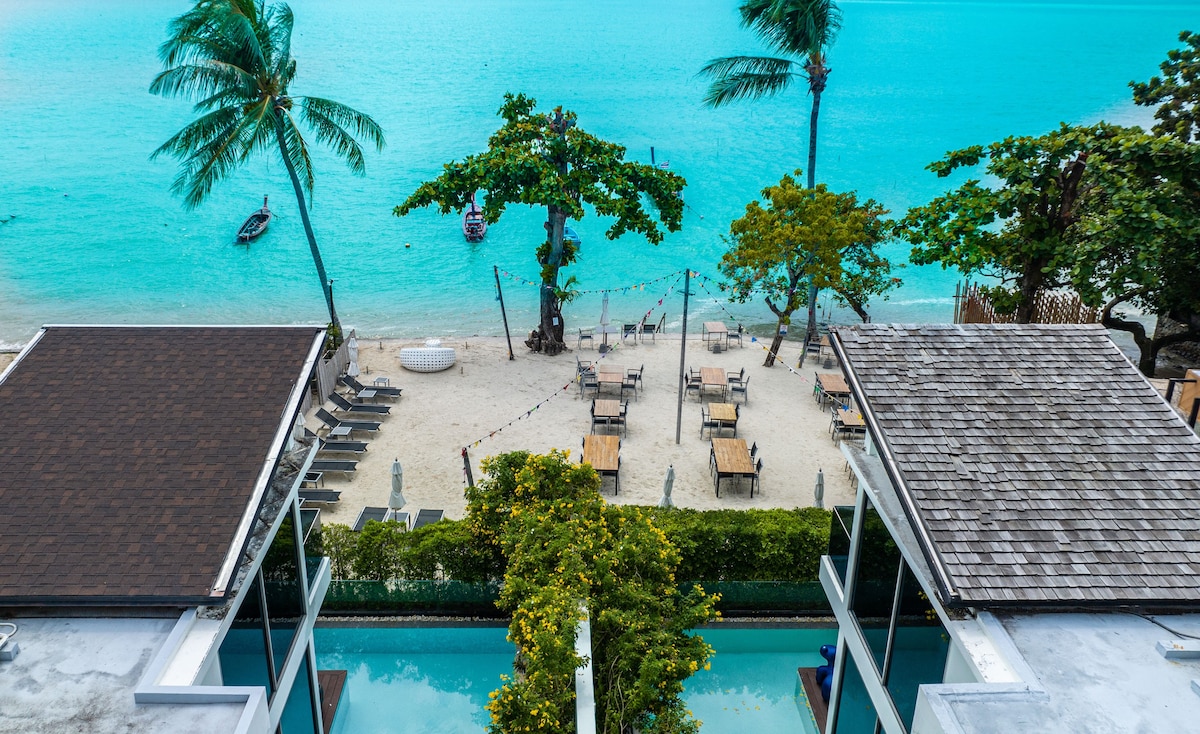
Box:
(317, 669, 347, 734)
(798, 666, 828, 733)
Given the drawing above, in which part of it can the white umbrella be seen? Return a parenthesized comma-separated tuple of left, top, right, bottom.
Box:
(658, 465, 676, 508)
(346, 335, 360, 378)
(814, 468, 825, 509)
(389, 458, 406, 511)
(599, 293, 611, 349)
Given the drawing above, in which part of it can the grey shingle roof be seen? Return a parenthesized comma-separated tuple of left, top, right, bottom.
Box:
(833, 323, 1200, 607)
(0, 326, 322, 605)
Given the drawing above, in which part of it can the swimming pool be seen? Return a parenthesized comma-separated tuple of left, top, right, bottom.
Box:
(682, 626, 835, 734)
(314, 625, 513, 734)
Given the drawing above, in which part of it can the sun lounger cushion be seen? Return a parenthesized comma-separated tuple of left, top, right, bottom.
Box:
(329, 393, 391, 415)
(409, 508, 445, 531)
(353, 506, 389, 532)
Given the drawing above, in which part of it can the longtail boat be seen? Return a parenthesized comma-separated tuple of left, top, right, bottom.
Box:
(463, 194, 486, 242)
(236, 196, 272, 243)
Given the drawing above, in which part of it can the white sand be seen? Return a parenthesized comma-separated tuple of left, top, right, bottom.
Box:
(312, 335, 856, 525)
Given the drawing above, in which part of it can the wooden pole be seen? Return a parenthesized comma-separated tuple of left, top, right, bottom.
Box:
(462, 447, 476, 487)
(494, 265, 515, 361)
(675, 269, 691, 445)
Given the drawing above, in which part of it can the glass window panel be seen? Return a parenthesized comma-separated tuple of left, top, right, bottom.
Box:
(831, 648, 879, 734)
(850, 496, 901, 675)
(885, 565, 951, 730)
(829, 505, 855, 587)
(279, 647, 319, 734)
(299, 508, 322, 588)
(218, 575, 274, 694)
(263, 505, 306, 680)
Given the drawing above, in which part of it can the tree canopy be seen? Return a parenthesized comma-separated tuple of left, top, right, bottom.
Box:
(395, 94, 684, 356)
(150, 0, 385, 336)
(720, 172, 896, 366)
(1132, 30, 1200, 143)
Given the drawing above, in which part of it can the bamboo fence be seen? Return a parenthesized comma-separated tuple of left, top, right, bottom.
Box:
(953, 282, 1099, 325)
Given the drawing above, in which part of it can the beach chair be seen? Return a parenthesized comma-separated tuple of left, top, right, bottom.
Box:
(315, 408, 380, 436)
(329, 392, 391, 415)
(409, 508, 445, 531)
(311, 459, 357, 479)
(577, 327, 595, 350)
(341, 374, 402, 399)
(299, 489, 341, 505)
(579, 371, 599, 398)
(620, 373, 638, 402)
(730, 376, 749, 405)
(626, 364, 644, 392)
(727, 324, 744, 348)
(353, 506, 389, 532)
(318, 439, 368, 454)
(641, 314, 665, 342)
(684, 368, 702, 401)
(700, 407, 720, 439)
(621, 323, 639, 344)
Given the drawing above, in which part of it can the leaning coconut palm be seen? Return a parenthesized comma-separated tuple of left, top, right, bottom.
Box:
(700, 0, 841, 347)
(150, 0, 385, 339)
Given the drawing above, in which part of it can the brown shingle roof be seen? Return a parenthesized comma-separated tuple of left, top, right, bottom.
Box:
(0, 326, 322, 605)
(833, 323, 1200, 607)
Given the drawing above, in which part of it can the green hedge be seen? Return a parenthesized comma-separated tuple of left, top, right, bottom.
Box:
(323, 579, 504, 615)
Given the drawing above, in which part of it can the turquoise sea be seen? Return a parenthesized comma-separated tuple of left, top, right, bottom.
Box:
(0, 0, 1194, 347)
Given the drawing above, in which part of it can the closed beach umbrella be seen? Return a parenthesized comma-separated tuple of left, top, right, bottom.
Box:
(389, 458, 406, 510)
(346, 335, 360, 377)
(814, 468, 825, 509)
(659, 465, 676, 508)
(600, 293, 611, 348)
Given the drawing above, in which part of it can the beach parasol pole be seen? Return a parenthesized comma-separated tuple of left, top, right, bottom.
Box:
(675, 269, 690, 444)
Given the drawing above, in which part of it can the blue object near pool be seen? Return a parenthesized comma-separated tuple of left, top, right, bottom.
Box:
(314, 626, 513, 734)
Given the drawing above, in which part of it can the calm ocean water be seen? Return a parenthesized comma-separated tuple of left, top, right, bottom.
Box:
(0, 0, 1193, 347)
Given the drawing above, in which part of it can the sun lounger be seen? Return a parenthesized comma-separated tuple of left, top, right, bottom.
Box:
(318, 439, 368, 454)
(341, 374, 402, 399)
(315, 408, 381, 435)
(409, 508, 445, 531)
(353, 506, 389, 532)
(329, 393, 391, 415)
(311, 459, 356, 479)
(299, 489, 341, 505)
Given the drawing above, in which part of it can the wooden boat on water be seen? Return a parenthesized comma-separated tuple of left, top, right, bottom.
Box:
(236, 196, 272, 243)
(462, 194, 486, 242)
(564, 225, 581, 246)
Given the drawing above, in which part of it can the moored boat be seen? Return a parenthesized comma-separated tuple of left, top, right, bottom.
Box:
(236, 196, 272, 243)
(462, 194, 486, 242)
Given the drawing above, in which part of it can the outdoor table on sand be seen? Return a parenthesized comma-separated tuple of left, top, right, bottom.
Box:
(597, 364, 625, 393)
(582, 434, 620, 493)
(712, 437, 754, 497)
(700, 367, 728, 400)
(703, 321, 728, 351)
(592, 399, 623, 434)
(709, 402, 738, 436)
(816, 372, 851, 408)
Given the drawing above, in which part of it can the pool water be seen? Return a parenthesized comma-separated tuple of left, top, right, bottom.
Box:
(314, 626, 513, 734)
(683, 627, 835, 734)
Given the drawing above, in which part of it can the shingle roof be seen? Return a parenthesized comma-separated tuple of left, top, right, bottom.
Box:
(833, 323, 1200, 607)
(0, 326, 322, 605)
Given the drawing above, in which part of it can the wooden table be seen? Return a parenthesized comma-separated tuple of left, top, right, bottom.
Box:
(592, 399, 624, 434)
(703, 322, 728, 351)
(709, 402, 738, 437)
(597, 363, 624, 374)
(700, 367, 727, 400)
(597, 365, 625, 394)
(831, 407, 866, 444)
(712, 437, 755, 497)
(583, 434, 621, 493)
(816, 372, 851, 407)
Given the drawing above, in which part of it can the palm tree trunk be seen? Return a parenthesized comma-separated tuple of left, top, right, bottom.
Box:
(804, 59, 829, 346)
(274, 112, 341, 339)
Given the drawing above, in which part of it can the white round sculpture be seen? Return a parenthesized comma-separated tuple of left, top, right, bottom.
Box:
(400, 341, 457, 372)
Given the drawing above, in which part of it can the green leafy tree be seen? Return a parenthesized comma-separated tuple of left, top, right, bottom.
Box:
(151, 0, 385, 338)
(1132, 30, 1200, 143)
(313, 523, 358, 579)
(700, 0, 842, 344)
(898, 124, 1121, 323)
(720, 172, 896, 367)
(394, 94, 684, 356)
(352, 519, 406, 581)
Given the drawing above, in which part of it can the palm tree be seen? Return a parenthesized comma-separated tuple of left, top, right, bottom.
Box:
(700, 0, 841, 346)
(150, 0, 385, 338)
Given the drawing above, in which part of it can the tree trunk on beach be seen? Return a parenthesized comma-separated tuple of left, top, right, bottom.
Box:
(804, 56, 829, 347)
(536, 206, 568, 355)
(275, 108, 341, 339)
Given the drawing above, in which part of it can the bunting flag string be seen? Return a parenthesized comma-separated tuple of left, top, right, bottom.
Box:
(692, 273, 748, 332)
(746, 335, 819, 387)
(495, 267, 683, 295)
(462, 275, 683, 454)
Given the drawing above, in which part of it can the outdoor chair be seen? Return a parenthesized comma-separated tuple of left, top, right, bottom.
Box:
(578, 327, 595, 350)
(576, 355, 595, 376)
(621, 323, 639, 344)
(311, 459, 357, 479)
(330, 392, 392, 415)
(590, 402, 608, 434)
(626, 364, 644, 392)
(352, 506, 389, 532)
(299, 489, 341, 505)
(318, 439, 369, 454)
(749, 458, 763, 497)
(730, 376, 749, 405)
(409, 508, 445, 531)
(341, 374, 402, 399)
(315, 408, 381, 435)
(749, 441, 758, 459)
(727, 324, 744, 348)
(579, 372, 599, 398)
(640, 314, 666, 342)
(620, 374, 639, 402)
(684, 368, 702, 401)
(727, 367, 745, 386)
(700, 407, 720, 439)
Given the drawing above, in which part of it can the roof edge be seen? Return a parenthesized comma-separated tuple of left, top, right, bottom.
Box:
(0, 328, 48, 387)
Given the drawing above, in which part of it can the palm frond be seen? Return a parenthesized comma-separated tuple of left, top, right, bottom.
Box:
(269, 3, 294, 75)
(278, 109, 316, 196)
(151, 104, 244, 161)
(149, 62, 250, 102)
(740, 0, 842, 56)
(301, 97, 386, 152)
(174, 110, 263, 208)
(699, 56, 796, 106)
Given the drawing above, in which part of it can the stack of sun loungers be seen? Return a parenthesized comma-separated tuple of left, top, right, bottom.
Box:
(299, 375, 400, 506)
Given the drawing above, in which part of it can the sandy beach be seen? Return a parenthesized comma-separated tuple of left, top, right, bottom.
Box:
(310, 334, 856, 526)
